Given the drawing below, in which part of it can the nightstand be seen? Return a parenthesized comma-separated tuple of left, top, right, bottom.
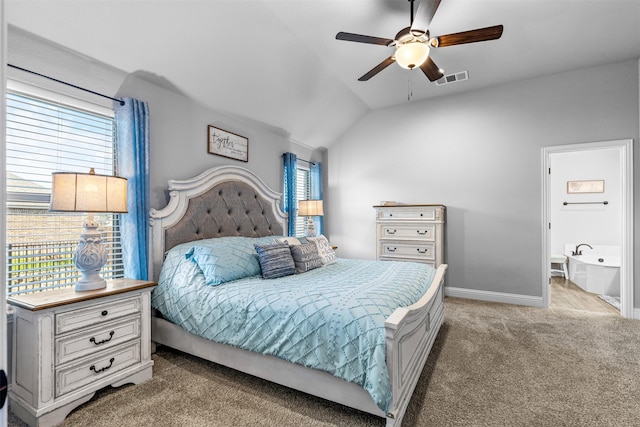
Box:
(8, 279, 156, 427)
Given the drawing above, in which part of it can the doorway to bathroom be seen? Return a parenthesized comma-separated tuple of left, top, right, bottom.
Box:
(542, 139, 634, 318)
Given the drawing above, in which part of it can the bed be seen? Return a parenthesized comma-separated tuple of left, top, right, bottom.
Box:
(149, 165, 447, 426)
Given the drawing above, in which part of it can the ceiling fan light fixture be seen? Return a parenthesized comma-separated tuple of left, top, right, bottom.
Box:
(395, 42, 429, 69)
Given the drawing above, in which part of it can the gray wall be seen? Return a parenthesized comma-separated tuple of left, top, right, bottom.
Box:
(114, 74, 323, 211)
(6, 27, 640, 309)
(327, 60, 639, 307)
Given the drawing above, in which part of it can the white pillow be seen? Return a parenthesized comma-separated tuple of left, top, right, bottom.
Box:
(275, 236, 302, 246)
(306, 235, 337, 266)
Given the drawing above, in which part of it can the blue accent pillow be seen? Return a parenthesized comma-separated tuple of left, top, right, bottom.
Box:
(254, 243, 296, 279)
(185, 236, 277, 285)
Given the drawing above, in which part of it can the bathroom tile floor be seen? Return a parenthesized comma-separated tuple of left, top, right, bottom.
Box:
(550, 276, 620, 315)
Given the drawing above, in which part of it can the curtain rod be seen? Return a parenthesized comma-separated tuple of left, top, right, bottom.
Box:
(297, 158, 316, 166)
(8, 64, 125, 106)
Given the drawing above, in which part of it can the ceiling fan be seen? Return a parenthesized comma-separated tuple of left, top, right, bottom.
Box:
(336, 0, 503, 82)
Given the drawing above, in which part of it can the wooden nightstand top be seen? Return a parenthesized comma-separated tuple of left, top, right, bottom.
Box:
(7, 278, 157, 311)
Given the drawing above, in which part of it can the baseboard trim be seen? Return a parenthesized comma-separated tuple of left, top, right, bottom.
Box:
(634, 308, 640, 320)
(444, 287, 545, 308)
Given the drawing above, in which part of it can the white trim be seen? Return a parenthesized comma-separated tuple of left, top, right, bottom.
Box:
(444, 286, 545, 308)
(542, 139, 634, 318)
(7, 79, 115, 118)
(1, 0, 8, 421)
(634, 308, 640, 320)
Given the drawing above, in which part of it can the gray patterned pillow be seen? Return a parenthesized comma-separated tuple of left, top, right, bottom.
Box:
(254, 243, 296, 279)
(289, 242, 323, 273)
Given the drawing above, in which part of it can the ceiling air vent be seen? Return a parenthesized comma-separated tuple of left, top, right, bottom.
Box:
(436, 71, 468, 86)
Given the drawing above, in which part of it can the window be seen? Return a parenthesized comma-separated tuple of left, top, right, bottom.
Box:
(294, 166, 310, 237)
(6, 85, 124, 295)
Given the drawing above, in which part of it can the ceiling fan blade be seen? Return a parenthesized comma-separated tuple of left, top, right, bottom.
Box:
(336, 32, 394, 46)
(411, 0, 442, 36)
(434, 25, 504, 47)
(358, 56, 396, 81)
(419, 56, 444, 82)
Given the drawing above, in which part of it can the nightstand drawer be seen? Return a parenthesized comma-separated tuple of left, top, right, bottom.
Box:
(379, 224, 435, 240)
(56, 295, 142, 334)
(55, 340, 141, 397)
(55, 316, 141, 365)
(380, 242, 435, 260)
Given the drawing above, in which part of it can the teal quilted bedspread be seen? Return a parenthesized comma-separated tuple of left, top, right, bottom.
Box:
(152, 240, 436, 412)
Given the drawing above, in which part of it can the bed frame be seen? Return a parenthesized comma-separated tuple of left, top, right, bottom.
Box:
(149, 165, 447, 426)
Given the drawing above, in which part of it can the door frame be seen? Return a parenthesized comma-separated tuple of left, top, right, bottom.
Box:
(541, 139, 634, 318)
(1, 0, 9, 421)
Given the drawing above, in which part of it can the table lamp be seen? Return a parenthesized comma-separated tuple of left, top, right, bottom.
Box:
(298, 199, 323, 237)
(50, 168, 128, 291)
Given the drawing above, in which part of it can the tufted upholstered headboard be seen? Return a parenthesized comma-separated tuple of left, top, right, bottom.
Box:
(149, 166, 286, 281)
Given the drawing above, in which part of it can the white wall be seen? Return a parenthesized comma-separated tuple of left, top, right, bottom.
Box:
(328, 60, 639, 306)
(550, 149, 621, 256)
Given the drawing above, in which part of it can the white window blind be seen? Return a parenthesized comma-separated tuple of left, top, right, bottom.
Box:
(6, 89, 124, 295)
(294, 167, 310, 237)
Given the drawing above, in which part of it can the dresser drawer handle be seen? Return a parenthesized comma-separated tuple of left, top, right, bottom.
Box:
(90, 358, 115, 374)
(417, 248, 428, 254)
(89, 331, 115, 346)
(386, 229, 397, 235)
(386, 247, 397, 253)
(416, 230, 428, 235)
(101, 310, 108, 316)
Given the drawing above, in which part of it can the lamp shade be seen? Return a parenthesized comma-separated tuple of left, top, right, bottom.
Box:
(50, 169, 128, 213)
(298, 199, 324, 217)
(395, 42, 429, 69)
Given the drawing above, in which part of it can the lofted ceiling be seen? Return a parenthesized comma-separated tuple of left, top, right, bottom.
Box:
(6, 0, 640, 148)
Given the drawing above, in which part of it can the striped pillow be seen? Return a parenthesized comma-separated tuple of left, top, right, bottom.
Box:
(254, 243, 296, 279)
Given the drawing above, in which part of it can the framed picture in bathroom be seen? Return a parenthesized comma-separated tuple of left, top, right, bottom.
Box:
(567, 180, 604, 194)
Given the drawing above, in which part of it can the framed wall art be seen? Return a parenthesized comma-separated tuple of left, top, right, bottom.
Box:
(207, 125, 248, 162)
(567, 180, 604, 194)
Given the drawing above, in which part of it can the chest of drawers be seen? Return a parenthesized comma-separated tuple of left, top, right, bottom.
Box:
(8, 279, 156, 427)
(374, 204, 445, 268)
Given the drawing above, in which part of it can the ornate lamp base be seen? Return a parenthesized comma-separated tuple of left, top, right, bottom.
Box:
(305, 217, 316, 237)
(73, 217, 108, 292)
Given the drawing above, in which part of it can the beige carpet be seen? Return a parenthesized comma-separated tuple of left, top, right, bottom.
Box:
(9, 297, 640, 427)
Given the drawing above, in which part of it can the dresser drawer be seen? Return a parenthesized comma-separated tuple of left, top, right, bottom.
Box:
(380, 242, 435, 260)
(55, 316, 141, 365)
(56, 295, 142, 334)
(376, 206, 440, 221)
(379, 224, 435, 241)
(55, 340, 141, 397)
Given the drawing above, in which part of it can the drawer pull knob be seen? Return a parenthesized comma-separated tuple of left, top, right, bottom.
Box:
(90, 331, 115, 345)
(101, 310, 108, 316)
(387, 247, 397, 253)
(417, 248, 428, 254)
(416, 230, 428, 235)
(386, 229, 397, 235)
(90, 358, 115, 374)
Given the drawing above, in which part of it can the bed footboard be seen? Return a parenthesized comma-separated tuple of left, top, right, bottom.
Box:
(384, 263, 447, 426)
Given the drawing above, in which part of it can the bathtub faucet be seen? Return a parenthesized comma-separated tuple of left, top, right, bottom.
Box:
(572, 243, 593, 256)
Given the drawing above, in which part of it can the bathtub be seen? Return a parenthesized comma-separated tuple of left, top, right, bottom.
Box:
(565, 244, 620, 297)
